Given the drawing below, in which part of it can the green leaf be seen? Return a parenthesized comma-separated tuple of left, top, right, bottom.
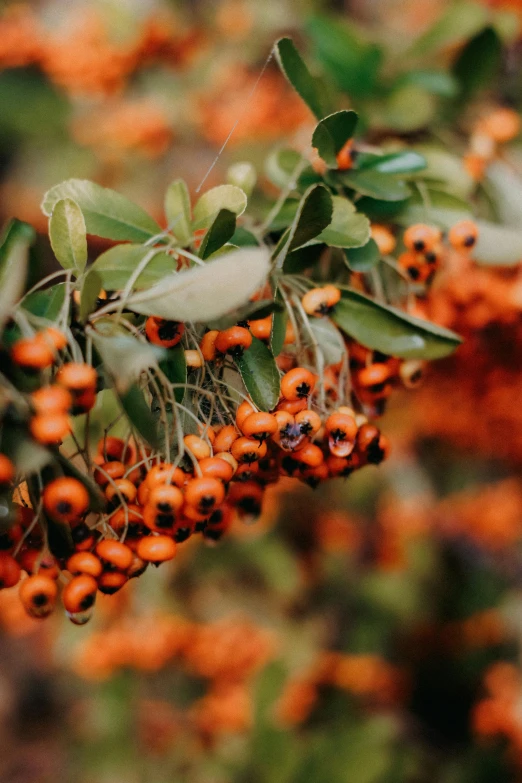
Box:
(312, 195, 370, 248)
(453, 26, 502, 99)
(309, 317, 345, 365)
(227, 161, 257, 196)
(192, 185, 247, 230)
(164, 179, 192, 245)
(341, 169, 412, 201)
(126, 247, 270, 322)
(41, 179, 161, 242)
(159, 344, 186, 404)
(80, 270, 102, 323)
(413, 146, 474, 199)
(283, 243, 326, 274)
(345, 238, 380, 272)
(199, 209, 236, 260)
(264, 149, 314, 190)
(361, 150, 426, 175)
(396, 188, 472, 228)
(381, 85, 436, 132)
(231, 226, 259, 247)
(90, 245, 177, 290)
(208, 299, 282, 331)
(473, 221, 522, 266)
(312, 110, 358, 167)
(117, 383, 161, 450)
(398, 69, 459, 97)
(270, 289, 288, 357)
(22, 284, 65, 320)
(408, 1, 488, 55)
(92, 332, 164, 393)
(48, 198, 87, 274)
(486, 162, 522, 227)
(281, 184, 333, 259)
(0, 219, 35, 334)
(305, 15, 383, 98)
(274, 37, 324, 119)
(333, 288, 462, 359)
(235, 337, 280, 411)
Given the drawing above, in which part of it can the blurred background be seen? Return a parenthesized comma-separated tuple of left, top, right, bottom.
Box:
(2, 0, 522, 781)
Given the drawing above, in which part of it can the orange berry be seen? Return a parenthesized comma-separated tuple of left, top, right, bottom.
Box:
(136, 534, 176, 564)
(240, 411, 278, 441)
(29, 413, 71, 445)
(403, 224, 441, 253)
(200, 330, 220, 361)
(281, 367, 317, 401)
(43, 477, 89, 522)
(19, 574, 58, 618)
(0, 454, 15, 487)
(62, 574, 98, 615)
(66, 552, 103, 579)
(145, 317, 184, 347)
(184, 476, 225, 515)
(336, 139, 355, 170)
(249, 316, 272, 341)
(214, 424, 239, 453)
(184, 434, 211, 460)
(57, 362, 97, 392)
(11, 337, 55, 371)
(95, 540, 133, 572)
(448, 220, 479, 251)
(31, 385, 72, 414)
(370, 224, 396, 255)
(215, 326, 252, 357)
(0, 552, 21, 588)
(230, 436, 268, 464)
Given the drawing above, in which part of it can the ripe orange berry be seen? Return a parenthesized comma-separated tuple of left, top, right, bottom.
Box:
(236, 400, 256, 429)
(295, 409, 322, 437)
(136, 534, 176, 564)
(281, 367, 317, 401)
(62, 574, 98, 614)
(105, 478, 137, 506)
(240, 411, 278, 441)
(184, 434, 211, 460)
(71, 387, 96, 414)
(37, 326, 67, 352)
(19, 574, 58, 618)
(0, 552, 21, 588)
(94, 460, 126, 488)
(29, 413, 71, 445)
(57, 362, 97, 392)
(200, 330, 220, 361)
(11, 336, 55, 371)
(302, 285, 341, 317)
(448, 220, 479, 250)
(249, 316, 272, 341)
(214, 424, 239, 453)
(403, 224, 441, 253)
(98, 571, 128, 594)
(0, 454, 15, 487)
(66, 552, 103, 579)
(284, 320, 296, 345)
(198, 456, 235, 483)
(184, 476, 225, 515)
(97, 436, 127, 462)
(147, 484, 184, 515)
(145, 317, 184, 347)
(185, 350, 203, 368)
(109, 503, 144, 533)
(325, 411, 358, 458)
(479, 107, 520, 143)
(228, 481, 264, 522)
(276, 398, 308, 415)
(356, 423, 388, 464)
(31, 385, 72, 414)
(336, 139, 355, 170)
(95, 540, 134, 572)
(18, 550, 59, 580)
(215, 326, 252, 357)
(231, 436, 268, 464)
(356, 363, 393, 392)
(294, 442, 324, 468)
(146, 463, 186, 488)
(370, 224, 396, 255)
(397, 252, 425, 282)
(71, 521, 96, 552)
(43, 477, 89, 522)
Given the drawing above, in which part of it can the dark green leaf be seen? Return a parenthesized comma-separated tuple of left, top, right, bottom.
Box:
(270, 289, 288, 357)
(341, 169, 412, 201)
(274, 37, 325, 120)
(312, 110, 358, 167)
(453, 26, 502, 99)
(23, 284, 66, 320)
(235, 337, 281, 411)
(361, 150, 426, 175)
(117, 383, 161, 450)
(160, 344, 186, 404)
(230, 226, 259, 246)
(283, 243, 326, 274)
(0, 219, 35, 333)
(199, 209, 237, 259)
(90, 244, 177, 291)
(279, 185, 333, 261)
(333, 288, 462, 359)
(41, 179, 162, 242)
(306, 15, 383, 98)
(345, 238, 380, 272)
(80, 270, 102, 323)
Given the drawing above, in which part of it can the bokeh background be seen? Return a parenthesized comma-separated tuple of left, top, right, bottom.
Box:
(2, 0, 522, 781)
